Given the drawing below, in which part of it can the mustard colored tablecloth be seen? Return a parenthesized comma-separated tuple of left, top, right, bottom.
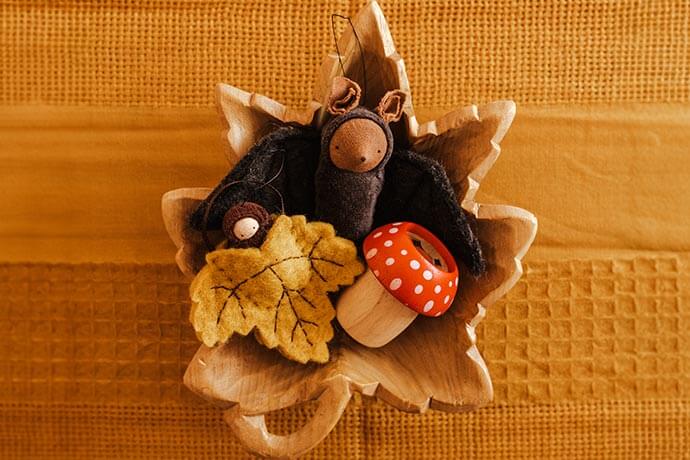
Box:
(1, 0, 689, 108)
(1, 1, 689, 458)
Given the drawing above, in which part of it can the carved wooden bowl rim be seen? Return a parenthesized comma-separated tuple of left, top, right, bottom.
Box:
(161, 2, 537, 457)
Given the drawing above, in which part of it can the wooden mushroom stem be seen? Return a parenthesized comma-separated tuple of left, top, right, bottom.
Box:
(337, 225, 457, 348)
(337, 269, 418, 348)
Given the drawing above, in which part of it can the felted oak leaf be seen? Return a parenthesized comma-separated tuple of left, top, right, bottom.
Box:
(290, 216, 363, 292)
(189, 215, 363, 364)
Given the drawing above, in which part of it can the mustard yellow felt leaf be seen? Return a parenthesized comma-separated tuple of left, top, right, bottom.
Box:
(189, 215, 364, 363)
(254, 285, 334, 364)
(290, 216, 364, 292)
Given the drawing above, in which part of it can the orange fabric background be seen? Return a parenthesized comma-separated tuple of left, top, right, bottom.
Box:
(1, 1, 689, 458)
(2, 0, 689, 108)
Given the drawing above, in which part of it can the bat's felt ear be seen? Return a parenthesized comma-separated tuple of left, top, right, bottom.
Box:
(327, 76, 362, 115)
(376, 89, 406, 123)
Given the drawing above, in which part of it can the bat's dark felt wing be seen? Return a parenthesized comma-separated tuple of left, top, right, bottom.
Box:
(190, 124, 321, 230)
(374, 149, 487, 276)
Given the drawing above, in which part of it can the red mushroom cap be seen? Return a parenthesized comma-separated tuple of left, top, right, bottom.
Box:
(362, 222, 459, 317)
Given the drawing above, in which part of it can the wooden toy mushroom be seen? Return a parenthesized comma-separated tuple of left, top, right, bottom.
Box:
(336, 222, 459, 347)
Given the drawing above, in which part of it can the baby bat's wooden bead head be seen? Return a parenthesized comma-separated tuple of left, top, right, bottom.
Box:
(323, 77, 406, 173)
(222, 202, 272, 248)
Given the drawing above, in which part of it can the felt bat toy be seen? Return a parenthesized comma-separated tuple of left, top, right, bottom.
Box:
(190, 77, 486, 276)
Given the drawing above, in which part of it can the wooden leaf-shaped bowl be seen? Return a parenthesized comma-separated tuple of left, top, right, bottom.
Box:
(161, 2, 537, 458)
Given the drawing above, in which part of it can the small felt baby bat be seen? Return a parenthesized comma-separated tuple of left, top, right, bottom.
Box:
(190, 77, 486, 276)
(222, 202, 272, 248)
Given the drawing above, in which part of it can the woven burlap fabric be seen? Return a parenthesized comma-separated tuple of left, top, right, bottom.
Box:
(2, 0, 690, 457)
(1, 0, 689, 108)
(0, 258, 688, 458)
(3, 401, 688, 459)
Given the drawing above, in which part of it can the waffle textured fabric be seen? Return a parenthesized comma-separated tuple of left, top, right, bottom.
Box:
(0, 0, 689, 108)
(2, 1, 690, 458)
(0, 259, 688, 458)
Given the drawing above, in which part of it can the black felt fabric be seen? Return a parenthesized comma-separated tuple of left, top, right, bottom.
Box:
(190, 116, 486, 276)
(189, 124, 321, 230)
(374, 149, 486, 276)
(314, 107, 394, 242)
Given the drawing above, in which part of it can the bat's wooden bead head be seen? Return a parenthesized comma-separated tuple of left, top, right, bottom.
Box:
(222, 202, 272, 248)
(329, 118, 387, 172)
(324, 76, 407, 173)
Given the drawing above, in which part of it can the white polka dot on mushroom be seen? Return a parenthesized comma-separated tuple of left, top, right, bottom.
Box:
(455, 277, 459, 286)
(423, 270, 433, 280)
(423, 300, 434, 312)
(400, 249, 408, 255)
(366, 248, 377, 259)
(388, 227, 399, 234)
(434, 311, 442, 317)
(434, 285, 441, 294)
(444, 295, 450, 304)
(393, 222, 402, 226)
(414, 284, 423, 294)
(410, 260, 420, 270)
(389, 278, 402, 290)
(385, 257, 395, 266)
(384, 240, 393, 247)
(374, 270, 380, 276)
(373, 232, 382, 238)
(448, 281, 453, 287)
